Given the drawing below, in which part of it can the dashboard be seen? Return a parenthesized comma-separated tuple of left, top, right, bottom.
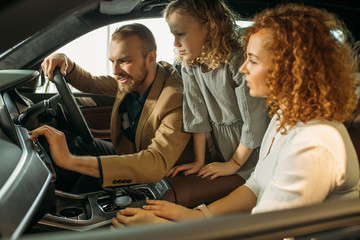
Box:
(0, 70, 173, 238)
(0, 70, 54, 238)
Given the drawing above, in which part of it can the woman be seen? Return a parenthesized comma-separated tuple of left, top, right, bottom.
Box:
(112, 3, 360, 226)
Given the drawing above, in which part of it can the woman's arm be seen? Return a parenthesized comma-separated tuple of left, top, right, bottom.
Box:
(207, 185, 257, 216)
(132, 185, 257, 223)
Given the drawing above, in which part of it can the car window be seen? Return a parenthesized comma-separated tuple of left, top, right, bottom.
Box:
(37, 18, 253, 93)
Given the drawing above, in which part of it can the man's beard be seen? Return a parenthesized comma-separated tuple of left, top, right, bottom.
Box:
(118, 78, 136, 93)
(118, 67, 148, 93)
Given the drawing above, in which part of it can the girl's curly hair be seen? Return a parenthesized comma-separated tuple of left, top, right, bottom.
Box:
(163, 0, 243, 69)
(353, 40, 360, 73)
(244, 4, 358, 134)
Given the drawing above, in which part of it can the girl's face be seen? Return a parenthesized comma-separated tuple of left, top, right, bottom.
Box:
(240, 28, 273, 98)
(167, 12, 208, 62)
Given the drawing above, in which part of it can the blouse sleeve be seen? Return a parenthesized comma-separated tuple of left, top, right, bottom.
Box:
(244, 171, 261, 197)
(231, 52, 269, 148)
(181, 66, 212, 133)
(252, 144, 338, 214)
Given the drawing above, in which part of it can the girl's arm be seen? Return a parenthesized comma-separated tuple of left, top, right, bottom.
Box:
(231, 143, 253, 168)
(198, 143, 254, 179)
(193, 132, 207, 167)
(167, 132, 207, 177)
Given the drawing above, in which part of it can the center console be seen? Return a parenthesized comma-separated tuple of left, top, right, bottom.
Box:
(35, 179, 172, 231)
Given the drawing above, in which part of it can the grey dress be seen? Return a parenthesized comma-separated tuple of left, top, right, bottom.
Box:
(181, 51, 270, 179)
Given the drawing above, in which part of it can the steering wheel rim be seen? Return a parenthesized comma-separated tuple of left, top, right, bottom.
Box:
(53, 67, 94, 143)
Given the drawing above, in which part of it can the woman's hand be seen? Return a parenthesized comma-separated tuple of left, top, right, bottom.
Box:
(198, 161, 239, 180)
(143, 199, 204, 221)
(167, 162, 204, 177)
(112, 208, 170, 227)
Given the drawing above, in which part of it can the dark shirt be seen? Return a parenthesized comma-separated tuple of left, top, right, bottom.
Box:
(118, 85, 152, 143)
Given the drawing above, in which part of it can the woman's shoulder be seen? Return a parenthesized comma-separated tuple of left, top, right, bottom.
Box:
(288, 120, 349, 148)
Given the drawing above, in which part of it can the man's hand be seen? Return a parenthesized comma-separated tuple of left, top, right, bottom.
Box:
(41, 53, 74, 81)
(29, 125, 73, 170)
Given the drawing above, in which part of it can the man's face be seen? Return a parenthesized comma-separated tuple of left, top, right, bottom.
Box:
(109, 35, 149, 93)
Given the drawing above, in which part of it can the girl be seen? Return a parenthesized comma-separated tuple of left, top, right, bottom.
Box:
(113, 3, 359, 225)
(165, 0, 269, 180)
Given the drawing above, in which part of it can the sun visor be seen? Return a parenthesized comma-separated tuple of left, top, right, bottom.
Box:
(100, 0, 141, 15)
(0, 70, 39, 93)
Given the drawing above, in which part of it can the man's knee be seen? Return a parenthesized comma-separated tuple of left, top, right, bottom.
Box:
(69, 136, 90, 155)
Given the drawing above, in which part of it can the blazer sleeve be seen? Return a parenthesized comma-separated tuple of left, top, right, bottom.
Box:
(100, 64, 192, 186)
(66, 64, 118, 97)
(101, 98, 190, 185)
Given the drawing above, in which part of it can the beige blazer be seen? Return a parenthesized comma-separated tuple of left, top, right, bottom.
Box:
(67, 62, 193, 186)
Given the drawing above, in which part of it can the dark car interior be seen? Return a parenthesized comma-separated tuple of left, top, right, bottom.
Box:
(1, 0, 360, 239)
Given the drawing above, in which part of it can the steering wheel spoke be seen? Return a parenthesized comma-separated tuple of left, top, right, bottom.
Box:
(53, 67, 94, 143)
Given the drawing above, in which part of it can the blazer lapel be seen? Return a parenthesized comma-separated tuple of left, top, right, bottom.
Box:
(135, 63, 165, 151)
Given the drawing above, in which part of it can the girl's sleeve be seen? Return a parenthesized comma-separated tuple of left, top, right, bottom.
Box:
(231, 53, 269, 148)
(181, 66, 211, 133)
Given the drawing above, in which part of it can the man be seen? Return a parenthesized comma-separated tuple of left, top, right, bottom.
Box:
(31, 23, 193, 192)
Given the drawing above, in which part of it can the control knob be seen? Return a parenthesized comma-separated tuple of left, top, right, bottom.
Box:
(114, 195, 132, 208)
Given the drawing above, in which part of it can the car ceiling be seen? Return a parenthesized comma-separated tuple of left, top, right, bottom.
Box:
(0, 0, 98, 54)
(229, 0, 360, 42)
(0, 0, 359, 63)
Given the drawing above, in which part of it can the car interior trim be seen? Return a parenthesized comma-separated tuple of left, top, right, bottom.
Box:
(0, 126, 53, 239)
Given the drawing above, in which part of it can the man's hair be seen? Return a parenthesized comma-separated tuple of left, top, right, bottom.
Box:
(112, 23, 157, 57)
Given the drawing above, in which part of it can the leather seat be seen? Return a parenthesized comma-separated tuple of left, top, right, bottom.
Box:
(345, 98, 360, 163)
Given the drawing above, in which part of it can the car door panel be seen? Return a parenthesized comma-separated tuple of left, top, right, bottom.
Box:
(22, 91, 114, 140)
(74, 93, 114, 140)
(81, 105, 112, 140)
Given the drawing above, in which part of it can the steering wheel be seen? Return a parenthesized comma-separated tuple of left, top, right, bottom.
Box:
(53, 67, 94, 143)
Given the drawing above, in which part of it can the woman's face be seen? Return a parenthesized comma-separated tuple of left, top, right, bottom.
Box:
(240, 28, 273, 98)
(167, 12, 208, 62)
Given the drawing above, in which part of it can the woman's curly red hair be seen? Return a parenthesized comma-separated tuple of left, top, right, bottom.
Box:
(244, 4, 358, 134)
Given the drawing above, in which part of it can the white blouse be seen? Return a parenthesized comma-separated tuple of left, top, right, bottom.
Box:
(245, 113, 359, 214)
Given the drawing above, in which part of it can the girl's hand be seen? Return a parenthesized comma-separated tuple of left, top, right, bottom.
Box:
(167, 162, 204, 177)
(198, 161, 239, 180)
(143, 199, 204, 221)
